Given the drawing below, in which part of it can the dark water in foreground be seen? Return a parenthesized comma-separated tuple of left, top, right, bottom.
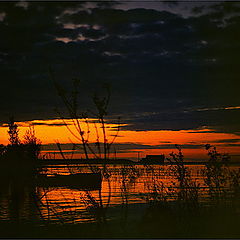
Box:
(0, 163, 240, 232)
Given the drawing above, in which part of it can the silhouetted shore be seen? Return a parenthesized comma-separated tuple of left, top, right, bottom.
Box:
(37, 159, 240, 166)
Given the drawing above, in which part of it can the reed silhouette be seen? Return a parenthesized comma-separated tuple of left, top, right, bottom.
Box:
(49, 75, 124, 223)
(51, 73, 120, 162)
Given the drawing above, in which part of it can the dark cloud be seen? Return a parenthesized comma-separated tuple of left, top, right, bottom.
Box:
(211, 139, 240, 144)
(41, 142, 204, 154)
(0, 1, 239, 136)
(191, 6, 205, 14)
(209, 2, 240, 14)
(221, 144, 240, 148)
(29, 122, 68, 127)
(41, 141, 240, 158)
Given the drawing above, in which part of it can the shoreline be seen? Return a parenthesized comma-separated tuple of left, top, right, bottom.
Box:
(37, 159, 240, 166)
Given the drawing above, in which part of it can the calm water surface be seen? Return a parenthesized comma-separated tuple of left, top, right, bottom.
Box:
(0, 164, 239, 224)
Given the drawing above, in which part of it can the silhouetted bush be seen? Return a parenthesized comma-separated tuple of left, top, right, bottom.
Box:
(1, 118, 42, 177)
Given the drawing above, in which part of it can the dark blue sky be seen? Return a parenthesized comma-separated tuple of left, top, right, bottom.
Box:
(0, 1, 239, 135)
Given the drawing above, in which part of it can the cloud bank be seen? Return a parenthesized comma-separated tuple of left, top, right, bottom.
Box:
(0, 1, 239, 135)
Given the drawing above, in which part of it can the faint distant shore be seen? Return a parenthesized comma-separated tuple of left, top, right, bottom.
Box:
(38, 159, 240, 166)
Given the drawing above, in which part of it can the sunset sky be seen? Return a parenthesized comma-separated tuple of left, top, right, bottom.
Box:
(0, 1, 239, 161)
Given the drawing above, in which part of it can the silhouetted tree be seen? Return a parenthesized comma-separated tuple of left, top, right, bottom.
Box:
(23, 126, 42, 160)
(8, 116, 20, 146)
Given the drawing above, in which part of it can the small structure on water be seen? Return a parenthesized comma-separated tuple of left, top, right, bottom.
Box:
(140, 154, 165, 164)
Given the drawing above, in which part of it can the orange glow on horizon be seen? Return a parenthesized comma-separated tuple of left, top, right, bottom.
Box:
(0, 118, 239, 160)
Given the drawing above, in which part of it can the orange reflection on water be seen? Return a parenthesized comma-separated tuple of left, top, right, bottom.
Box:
(37, 164, 208, 223)
(1, 164, 240, 224)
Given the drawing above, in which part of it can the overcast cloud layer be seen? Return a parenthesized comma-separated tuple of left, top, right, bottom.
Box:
(0, 1, 239, 135)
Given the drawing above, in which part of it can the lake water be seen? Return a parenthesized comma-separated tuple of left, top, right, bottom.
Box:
(0, 163, 239, 225)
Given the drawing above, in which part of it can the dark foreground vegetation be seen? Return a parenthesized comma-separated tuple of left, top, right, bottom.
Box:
(1, 191, 240, 238)
(0, 205, 240, 239)
(0, 117, 41, 176)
